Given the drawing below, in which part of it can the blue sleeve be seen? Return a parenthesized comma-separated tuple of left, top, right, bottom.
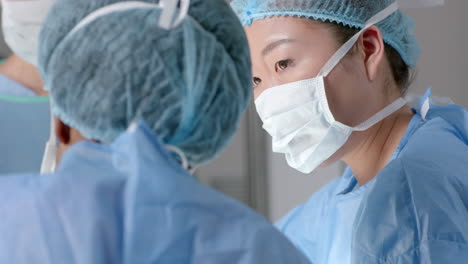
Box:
(0, 172, 123, 263)
(0, 169, 312, 264)
(0, 175, 48, 261)
(275, 204, 306, 231)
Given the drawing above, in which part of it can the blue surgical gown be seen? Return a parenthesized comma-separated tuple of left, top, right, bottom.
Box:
(0, 74, 50, 174)
(352, 93, 468, 263)
(276, 90, 468, 264)
(0, 121, 311, 264)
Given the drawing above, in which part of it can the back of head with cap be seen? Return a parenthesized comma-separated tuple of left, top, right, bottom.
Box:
(38, 0, 252, 167)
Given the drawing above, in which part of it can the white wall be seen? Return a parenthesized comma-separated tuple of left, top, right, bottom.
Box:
(405, 1, 468, 108)
(267, 1, 468, 221)
(196, 116, 251, 205)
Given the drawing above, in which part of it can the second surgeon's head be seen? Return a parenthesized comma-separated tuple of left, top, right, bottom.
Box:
(38, 0, 252, 168)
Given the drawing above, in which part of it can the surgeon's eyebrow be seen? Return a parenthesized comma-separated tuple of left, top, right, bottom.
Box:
(262, 38, 297, 57)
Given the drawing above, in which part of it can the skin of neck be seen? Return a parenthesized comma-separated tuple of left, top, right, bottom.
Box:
(55, 118, 88, 166)
(328, 29, 414, 186)
(341, 83, 414, 186)
(0, 54, 47, 96)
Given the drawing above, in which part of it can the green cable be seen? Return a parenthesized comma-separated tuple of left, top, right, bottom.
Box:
(0, 95, 49, 103)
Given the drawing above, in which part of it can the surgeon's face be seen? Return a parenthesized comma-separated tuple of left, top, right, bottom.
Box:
(245, 16, 392, 167)
(245, 16, 380, 127)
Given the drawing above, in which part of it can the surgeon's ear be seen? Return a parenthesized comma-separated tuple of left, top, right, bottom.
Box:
(55, 118, 71, 145)
(358, 25, 385, 82)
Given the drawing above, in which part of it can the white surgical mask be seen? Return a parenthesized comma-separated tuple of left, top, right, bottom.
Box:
(1, 0, 56, 65)
(255, 2, 407, 174)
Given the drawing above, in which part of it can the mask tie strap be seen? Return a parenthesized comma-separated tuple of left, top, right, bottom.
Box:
(165, 145, 189, 170)
(40, 102, 57, 174)
(318, 2, 399, 77)
(127, 122, 192, 172)
(353, 98, 407, 131)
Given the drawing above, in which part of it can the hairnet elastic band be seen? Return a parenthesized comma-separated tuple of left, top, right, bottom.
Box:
(67, 0, 189, 37)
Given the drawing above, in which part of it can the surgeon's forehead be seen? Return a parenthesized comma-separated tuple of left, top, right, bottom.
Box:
(245, 16, 336, 54)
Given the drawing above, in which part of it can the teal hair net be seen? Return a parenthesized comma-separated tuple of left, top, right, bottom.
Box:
(38, 0, 252, 166)
(230, 0, 419, 67)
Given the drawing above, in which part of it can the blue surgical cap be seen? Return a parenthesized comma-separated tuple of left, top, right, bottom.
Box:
(38, 0, 252, 166)
(230, 0, 419, 67)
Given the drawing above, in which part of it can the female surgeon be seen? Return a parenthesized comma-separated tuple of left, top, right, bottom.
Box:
(231, 0, 468, 263)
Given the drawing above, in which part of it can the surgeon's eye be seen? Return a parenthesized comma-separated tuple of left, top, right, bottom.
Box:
(252, 77, 262, 88)
(275, 59, 293, 72)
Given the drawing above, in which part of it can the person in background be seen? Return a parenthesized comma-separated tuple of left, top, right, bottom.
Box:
(0, 55, 46, 96)
(0, 4, 49, 174)
(0, 0, 311, 263)
(0, 55, 49, 174)
(0, 0, 55, 173)
(231, 0, 467, 263)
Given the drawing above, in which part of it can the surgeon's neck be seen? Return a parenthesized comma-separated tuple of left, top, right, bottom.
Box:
(343, 105, 414, 186)
(0, 54, 47, 96)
